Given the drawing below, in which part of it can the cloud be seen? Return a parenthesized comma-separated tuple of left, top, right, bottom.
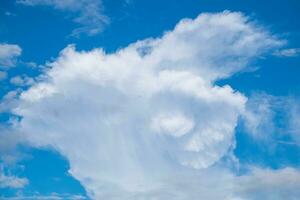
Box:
(242, 93, 276, 140)
(17, 0, 108, 36)
(0, 168, 28, 189)
(273, 48, 300, 57)
(10, 75, 35, 87)
(242, 93, 300, 146)
(234, 167, 300, 200)
(0, 44, 22, 68)
(9, 11, 285, 199)
(0, 90, 21, 113)
(0, 91, 25, 164)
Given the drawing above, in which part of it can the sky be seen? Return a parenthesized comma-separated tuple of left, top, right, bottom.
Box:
(0, 0, 300, 199)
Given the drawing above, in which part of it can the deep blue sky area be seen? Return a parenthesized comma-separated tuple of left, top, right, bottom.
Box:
(0, 0, 300, 199)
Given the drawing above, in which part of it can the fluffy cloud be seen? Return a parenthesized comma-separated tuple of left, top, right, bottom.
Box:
(17, 0, 108, 36)
(10, 11, 288, 199)
(10, 75, 35, 87)
(0, 44, 22, 68)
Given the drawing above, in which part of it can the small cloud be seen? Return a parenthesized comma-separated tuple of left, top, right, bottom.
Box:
(273, 48, 300, 57)
(10, 75, 35, 87)
(0, 44, 22, 68)
(0, 169, 28, 189)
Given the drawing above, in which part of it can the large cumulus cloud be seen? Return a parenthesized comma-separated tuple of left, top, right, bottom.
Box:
(10, 11, 296, 199)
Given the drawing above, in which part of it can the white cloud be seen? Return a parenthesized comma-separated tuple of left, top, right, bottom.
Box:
(10, 75, 35, 87)
(17, 0, 108, 36)
(0, 91, 24, 164)
(0, 90, 20, 113)
(242, 94, 300, 147)
(0, 44, 22, 68)
(273, 48, 300, 57)
(10, 11, 284, 199)
(235, 167, 300, 200)
(242, 93, 276, 139)
(0, 168, 28, 188)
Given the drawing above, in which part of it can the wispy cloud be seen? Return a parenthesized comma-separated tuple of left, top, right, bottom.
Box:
(243, 93, 300, 149)
(17, 0, 109, 36)
(273, 48, 300, 57)
(0, 168, 28, 189)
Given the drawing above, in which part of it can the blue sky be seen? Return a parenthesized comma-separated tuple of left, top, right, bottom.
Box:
(0, 0, 300, 199)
